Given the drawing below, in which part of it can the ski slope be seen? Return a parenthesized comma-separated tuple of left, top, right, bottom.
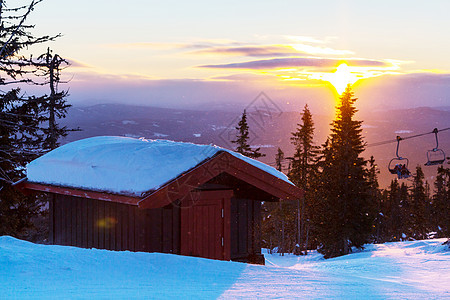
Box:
(0, 237, 449, 299)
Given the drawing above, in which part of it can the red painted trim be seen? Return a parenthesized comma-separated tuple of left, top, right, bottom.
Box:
(226, 163, 300, 200)
(22, 182, 140, 206)
(139, 152, 303, 209)
(138, 152, 231, 209)
(18, 151, 303, 209)
(218, 152, 303, 200)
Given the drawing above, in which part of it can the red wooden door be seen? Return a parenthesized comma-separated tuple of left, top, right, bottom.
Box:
(180, 190, 232, 260)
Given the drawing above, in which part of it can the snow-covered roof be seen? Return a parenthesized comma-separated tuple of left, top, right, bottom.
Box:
(26, 136, 292, 197)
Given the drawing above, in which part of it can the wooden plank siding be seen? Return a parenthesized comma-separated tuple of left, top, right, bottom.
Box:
(180, 190, 232, 261)
(230, 197, 262, 261)
(46, 181, 264, 264)
(51, 195, 180, 254)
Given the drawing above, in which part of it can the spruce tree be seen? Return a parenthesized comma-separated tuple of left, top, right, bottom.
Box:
(34, 48, 71, 150)
(382, 179, 405, 241)
(0, 92, 43, 235)
(367, 156, 382, 242)
(275, 147, 284, 172)
(399, 182, 409, 239)
(261, 202, 277, 253)
(432, 166, 450, 238)
(231, 110, 265, 159)
(408, 166, 429, 239)
(274, 147, 285, 254)
(378, 188, 389, 241)
(0, 1, 60, 236)
(288, 104, 318, 254)
(289, 104, 319, 187)
(313, 85, 374, 258)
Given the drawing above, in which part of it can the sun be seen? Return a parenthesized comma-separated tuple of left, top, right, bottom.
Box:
(325, 63, 358, 94)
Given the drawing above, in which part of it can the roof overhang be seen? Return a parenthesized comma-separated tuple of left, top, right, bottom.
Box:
(17, 151, 303, 209)
(15, 180, 141, 205)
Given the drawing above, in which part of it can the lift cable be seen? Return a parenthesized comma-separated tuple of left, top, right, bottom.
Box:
(264, 127, 450, 168)
(366, 127, 450, 148)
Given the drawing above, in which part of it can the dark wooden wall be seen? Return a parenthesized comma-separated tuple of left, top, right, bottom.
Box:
(230, 197, 261, 261)
(50, 194, 180, 253)
(48, 177, 266, 264)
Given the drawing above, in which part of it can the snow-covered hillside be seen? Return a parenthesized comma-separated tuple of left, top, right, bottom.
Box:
(0, 237, 449, 299)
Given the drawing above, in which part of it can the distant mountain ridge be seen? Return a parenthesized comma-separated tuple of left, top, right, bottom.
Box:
(59, 104, 450, 188)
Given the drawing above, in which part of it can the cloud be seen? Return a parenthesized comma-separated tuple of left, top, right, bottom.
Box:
(104, 40, 247, 50)
(211, 73, 276, 82)
(189, 45, 300, 57)
(104, 42, 191, 50)
(200, 57, 391, 70)
(189, 43, 354, 57)
(106, 38, 355, 60)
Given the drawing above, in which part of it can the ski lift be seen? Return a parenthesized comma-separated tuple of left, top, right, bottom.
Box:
(388, 136, 409, 175)
(425, 128, 446, 166)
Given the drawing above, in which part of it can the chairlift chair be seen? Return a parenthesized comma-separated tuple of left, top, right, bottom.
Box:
(388, 136, 410, 175)
(424, 128, 446, 166)
(388, 157, 410, 174)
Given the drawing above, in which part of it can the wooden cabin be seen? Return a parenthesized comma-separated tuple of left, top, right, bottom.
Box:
(17, 137, 302, 264)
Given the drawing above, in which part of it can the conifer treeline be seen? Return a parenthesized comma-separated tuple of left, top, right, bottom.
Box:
(376, 165, 450, 242)
(0, 1, 70, 237)
(259, 86, 450, 258)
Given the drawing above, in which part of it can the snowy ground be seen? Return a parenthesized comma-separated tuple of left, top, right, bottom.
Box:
(1, 237, 449, 299)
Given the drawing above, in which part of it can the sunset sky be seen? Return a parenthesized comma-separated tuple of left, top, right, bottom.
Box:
(27, 0, 450, 113)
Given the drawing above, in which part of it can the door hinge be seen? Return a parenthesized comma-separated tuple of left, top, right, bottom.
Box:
(221, 208, 224, 218)
(222, 237, 224, 247)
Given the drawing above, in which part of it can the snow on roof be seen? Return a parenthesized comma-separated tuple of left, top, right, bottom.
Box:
(26, 136, 293, 196)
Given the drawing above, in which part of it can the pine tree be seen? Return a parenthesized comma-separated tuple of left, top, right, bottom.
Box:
(312, 85, 374, 258)
(288, 104, 318, 254)
(231, 110, 265, 159)
(0, 1, 60, 236)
